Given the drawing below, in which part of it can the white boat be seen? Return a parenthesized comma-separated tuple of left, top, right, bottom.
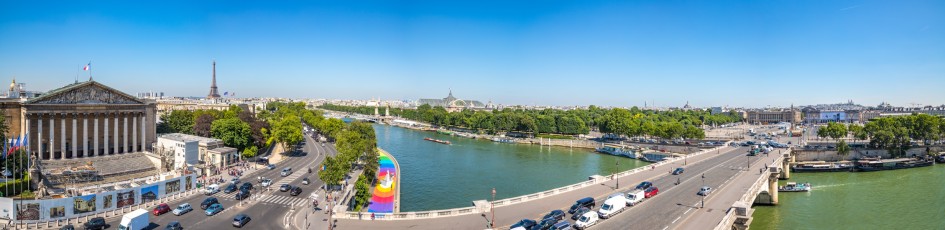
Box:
(778, 182, 811, 192)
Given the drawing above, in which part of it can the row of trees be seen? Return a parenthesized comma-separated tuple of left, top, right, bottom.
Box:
(817, 113, 945, 158)
(318, 104, 743, 140)
(157, 105, 270, 158)
(315, 121, 379, 211)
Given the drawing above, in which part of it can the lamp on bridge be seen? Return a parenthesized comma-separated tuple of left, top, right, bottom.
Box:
(491, 188, 496, 228)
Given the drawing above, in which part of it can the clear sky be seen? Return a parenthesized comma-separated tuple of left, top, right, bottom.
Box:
(1, 0, 943, 108)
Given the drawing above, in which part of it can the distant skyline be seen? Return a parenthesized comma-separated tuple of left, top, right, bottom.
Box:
(1, 1, 943, 108)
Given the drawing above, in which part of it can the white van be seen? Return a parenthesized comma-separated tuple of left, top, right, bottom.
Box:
(625, 189, 645, 206)
(575, 210, 599, 229)
(598, 195, 627, 218)
(204, 184, 220, 195)
(118, 209, 149, 230)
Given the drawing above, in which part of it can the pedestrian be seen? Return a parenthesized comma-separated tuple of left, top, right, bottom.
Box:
(371, 213, 375, 220)
(359, 212, 362, 220)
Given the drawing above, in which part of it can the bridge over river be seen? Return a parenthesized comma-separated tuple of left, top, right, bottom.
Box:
(297, 144, 792, 230)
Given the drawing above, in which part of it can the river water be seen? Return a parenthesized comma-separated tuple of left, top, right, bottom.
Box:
(372, 124, 651, 212)
(751, 165, 945, 229)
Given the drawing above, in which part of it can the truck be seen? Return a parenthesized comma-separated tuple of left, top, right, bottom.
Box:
(625, 189, 645, 206)
(597, 195, 627, 219)
(118, 209, 149, 230)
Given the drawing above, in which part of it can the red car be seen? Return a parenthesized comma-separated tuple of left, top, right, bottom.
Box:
(644, 187, 659, 198)
(153, 203, 171, 216)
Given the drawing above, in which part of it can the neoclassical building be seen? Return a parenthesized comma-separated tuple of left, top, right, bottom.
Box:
(2, 80, 157, 161)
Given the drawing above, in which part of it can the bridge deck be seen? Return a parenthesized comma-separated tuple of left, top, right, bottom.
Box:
(675, 151, 784, 230)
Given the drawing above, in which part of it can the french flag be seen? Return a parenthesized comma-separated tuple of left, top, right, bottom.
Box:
(83, 62, 91, 71)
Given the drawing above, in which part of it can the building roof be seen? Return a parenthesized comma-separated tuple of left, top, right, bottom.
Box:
(159, 133, 223, 145)
(207, 147, 237, 154)
(25, 80, 145, 104)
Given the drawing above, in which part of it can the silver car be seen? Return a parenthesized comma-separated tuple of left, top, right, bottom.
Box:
(698, 186, 712, 196)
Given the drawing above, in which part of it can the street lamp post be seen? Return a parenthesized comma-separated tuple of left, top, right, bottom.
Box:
(701, 173, 706, 208)
(615, 160, 620, 189)
(491, 188, 496, 228)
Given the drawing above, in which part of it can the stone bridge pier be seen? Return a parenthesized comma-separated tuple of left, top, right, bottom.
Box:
(731, 151, 791, 230)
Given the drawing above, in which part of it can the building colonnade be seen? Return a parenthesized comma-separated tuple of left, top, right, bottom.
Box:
(26, 111, 148, 160)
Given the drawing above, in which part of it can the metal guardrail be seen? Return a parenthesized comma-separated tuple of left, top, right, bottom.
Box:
(713, 149, 789, 230)
(335, 143, 732, 220)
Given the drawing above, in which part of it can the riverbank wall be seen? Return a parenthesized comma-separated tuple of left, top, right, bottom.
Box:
(794, 146, 945, 161)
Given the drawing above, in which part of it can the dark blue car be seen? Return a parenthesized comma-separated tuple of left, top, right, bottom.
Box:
(510, 219, 537, 230)
(567, 197, 595, 214)
(635, 181, 653, 190)
(542, 210, 565, 221)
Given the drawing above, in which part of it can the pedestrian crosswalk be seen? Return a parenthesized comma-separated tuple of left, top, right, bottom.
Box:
(278, 170, 306, 184)
(258, 194, 308, 207)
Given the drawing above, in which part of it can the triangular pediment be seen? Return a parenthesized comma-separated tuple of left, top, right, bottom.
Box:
(26, 81, 144, 105)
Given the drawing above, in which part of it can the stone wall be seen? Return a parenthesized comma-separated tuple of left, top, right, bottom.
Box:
(794, 146, 945, 161)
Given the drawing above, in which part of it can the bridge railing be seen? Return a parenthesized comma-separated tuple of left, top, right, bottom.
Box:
(714, 149, 788, 230)
(335, 142, 733, 220)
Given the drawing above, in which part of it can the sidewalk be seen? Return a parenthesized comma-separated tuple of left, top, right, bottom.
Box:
(676, 151, 784, 230)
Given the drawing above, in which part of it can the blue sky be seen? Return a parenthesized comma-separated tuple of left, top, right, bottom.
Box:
(1, 0, 943, 108)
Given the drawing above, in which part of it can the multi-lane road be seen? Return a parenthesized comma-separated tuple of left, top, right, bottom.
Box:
(100, 130, 334, 230)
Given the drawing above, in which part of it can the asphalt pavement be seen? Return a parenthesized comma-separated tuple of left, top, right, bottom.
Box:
(97, 131, 335, 230)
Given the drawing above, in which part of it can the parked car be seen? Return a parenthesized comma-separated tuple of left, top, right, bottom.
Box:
(551, 221, 572, 230)
(200, 197, 220, 210)
(165, 221, 183, 230)
(205, 203, 224, 216)
(598, 195, 627, 219)
(625, 189, 645, 206)
(510, 219, 537, 230)
(532, 217, 558, 230)
(574, 210, 599, 229)
(568, 197, 596, 214)
(280, 184, 292, 192)
(542, 210, 565, 222)
(152, 203, 171, 216)
(672, 167, 685, 175)
(290, 187, 303, 196)
(83, 217, 108, 230)
(59, 224, 75, 230)
(644, 187, 660, 198)
(635, 181, 653, 190)
(698, 186, 712, 196)
(571, 207, 591, 221)
(232, 213, 252, 228)
(172, 203, 193, 216)
(224, 184, 238, 193)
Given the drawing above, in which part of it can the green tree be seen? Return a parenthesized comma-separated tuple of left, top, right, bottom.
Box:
(271, 114, 303, 152)
(159, 110, 195, 134)
(836, 140, 851, 157)
(210, 118, 253, 151)
(241, 146, 258, 159)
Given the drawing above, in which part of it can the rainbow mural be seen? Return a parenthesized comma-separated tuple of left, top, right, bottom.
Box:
(368, 151, 397, 213)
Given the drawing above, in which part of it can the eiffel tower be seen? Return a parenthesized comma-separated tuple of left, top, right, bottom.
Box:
(207, 60, 221, 99)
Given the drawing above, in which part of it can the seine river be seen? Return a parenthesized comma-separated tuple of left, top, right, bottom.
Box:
(751, 164, 945, 229)
(372, 124, 651, 212)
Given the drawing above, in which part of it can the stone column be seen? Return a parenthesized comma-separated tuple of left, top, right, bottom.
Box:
(38, 115, 44, 160)
(114, 113, 119, 154)
(780, 153, 791, 180)
(72, 114, 78, 158)
(94, 114, 99, 156)
(61, 114, 66, 159)
(132, 115, 137, 152)
(141, 113, 146, 152)
(83, 113, 88, 157)
(104, 114, 109, 155)
(123, 113, 129, 153)
(51, 114, 57, 160)
(767, 174, 779, 205)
